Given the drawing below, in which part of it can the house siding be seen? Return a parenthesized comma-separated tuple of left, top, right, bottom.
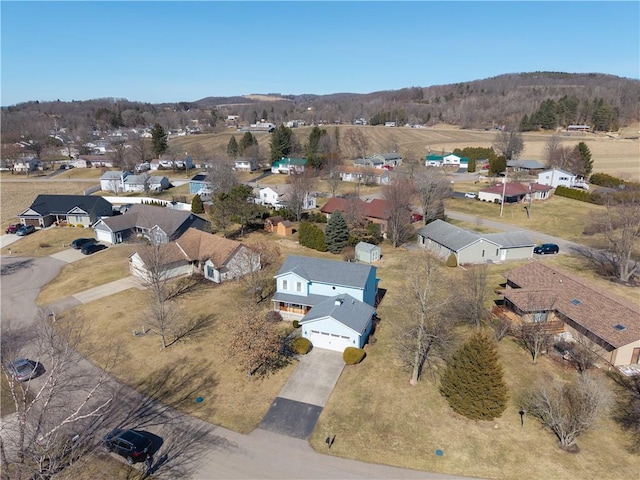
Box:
(457, 240, 501, 264)
(501, 246, 534, 261)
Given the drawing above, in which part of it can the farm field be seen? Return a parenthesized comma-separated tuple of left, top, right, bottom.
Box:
(170, 123, 640, 181)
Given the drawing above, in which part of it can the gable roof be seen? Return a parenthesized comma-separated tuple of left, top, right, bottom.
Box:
(503, 262, 640, 349)
(175, 228, 243, 266)
(356, 242, 380, 253)
(100, 171, 126, 180)
(20, 194, 112, 217)
(124, 174, 168, 185)
(417, 219, 483, 251)
(507, 159, 546, 170)
(539, 168, 575, 177)
(320, 197, 392, 220)
(275, 255, 375, 290)
(418, 219, 532, 250)
(300, 294, 375, 334)
(98, 204, 196, 235)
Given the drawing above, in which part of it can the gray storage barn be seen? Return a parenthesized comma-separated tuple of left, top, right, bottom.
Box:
(355, 242, 381, 263)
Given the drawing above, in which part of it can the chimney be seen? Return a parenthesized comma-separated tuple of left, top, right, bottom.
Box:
(334, 298, 343, 306)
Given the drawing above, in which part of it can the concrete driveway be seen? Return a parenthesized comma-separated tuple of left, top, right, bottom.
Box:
(259, 348, 344, 439)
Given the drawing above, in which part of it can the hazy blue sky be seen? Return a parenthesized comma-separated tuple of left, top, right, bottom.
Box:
(2, 1, 638, 106)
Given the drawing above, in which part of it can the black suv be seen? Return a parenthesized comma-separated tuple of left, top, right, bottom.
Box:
(71, 238, 96, 250)
(534, 243, 559, 255)
(103, 429, 153, 465)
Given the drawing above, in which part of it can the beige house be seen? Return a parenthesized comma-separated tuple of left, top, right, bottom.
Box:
(499, 262, 640, 368)
(130, 228, 260, 284)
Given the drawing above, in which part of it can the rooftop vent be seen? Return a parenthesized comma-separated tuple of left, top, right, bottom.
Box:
(334, 299, 343, 306)
(570, 299, 581, 306)
(613, 324, 627, 331)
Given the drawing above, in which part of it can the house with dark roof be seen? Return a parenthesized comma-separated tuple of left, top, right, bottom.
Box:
(370, 152, 403, 167)
(507, 159, 546, 173)
(417, 219, 534, 264)
(498, 262, 640, 368)
(18, 195, 114, 228)
(92, 204, 209, 244)
(478, 182, 552, 203)
(129, 228, 259, 283)
(272, 255, 379, 351)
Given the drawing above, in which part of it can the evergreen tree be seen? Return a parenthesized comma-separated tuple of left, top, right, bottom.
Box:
(227, 136, 239, 158)
(270, 125, 293, 162)
(324, 210, 349, 253)
(191, 194, 204, 214)
(298, 221, 327, 252)
(305, 126, 327, 168)
(439, 332, 508, 421)
(575, 142, 593, 177)
(150, 123, 168, 158)
(238, 132, 257, 155)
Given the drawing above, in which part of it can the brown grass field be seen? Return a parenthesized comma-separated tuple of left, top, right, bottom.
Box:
(171, 123, 640, 181)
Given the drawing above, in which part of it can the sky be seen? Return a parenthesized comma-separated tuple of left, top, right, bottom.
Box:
(1, 1, 639, 106)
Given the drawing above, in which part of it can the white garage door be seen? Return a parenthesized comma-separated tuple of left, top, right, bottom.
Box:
(95, 230, 113, 244)
(307, 330, 353, 352)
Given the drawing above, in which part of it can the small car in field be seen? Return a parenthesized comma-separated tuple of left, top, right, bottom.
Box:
(103, 428, 153, 465)
(534, 243, 559, 255)
(5, 358, 45, 381)
(81, 243, 107, 255)
(5, 223, 21, 234)
(410, 213, 424, 223)
(464, 192, 477, 199)
(71, 238, 96, 250)
(16, 225, 36, 236)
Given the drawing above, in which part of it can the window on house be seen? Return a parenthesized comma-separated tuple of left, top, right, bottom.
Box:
(296, 282, 302, 292)
(496, 249, 499, 256)
(282, 280, 288, 290)
(533, 312, 548, 323)
(482, 250, 485, 257)
(207, 266, 214, 278)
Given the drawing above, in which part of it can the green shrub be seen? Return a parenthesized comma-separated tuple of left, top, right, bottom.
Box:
(590, 172, 624, 188)
(554, 185, 593, 203)
(446, 253, 458, 267)
(76, 224, 84, 228)
(343, 347, 366, 365)
(292, 320, 300, 329)
(291, 337, 312, 355)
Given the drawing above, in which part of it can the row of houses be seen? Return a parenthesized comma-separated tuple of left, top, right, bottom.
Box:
(9, 193, 640, 368)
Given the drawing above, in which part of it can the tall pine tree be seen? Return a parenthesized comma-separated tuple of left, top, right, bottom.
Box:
(227, 136, 239, 158)
(191, 194, 204, 214)
(151, 123, 168, 158)
(575, 142, 593, 177)
(324, 210, 349, 254)
(439, 332, 508, 421)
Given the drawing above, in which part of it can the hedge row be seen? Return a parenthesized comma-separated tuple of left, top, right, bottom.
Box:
(554, 185, 593, 203)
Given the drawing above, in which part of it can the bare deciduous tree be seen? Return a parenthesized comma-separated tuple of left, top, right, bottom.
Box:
(235, 242, 280, 302)
(583, 196, 640, 284)
(493, 127, 524, 161)
(414, 168, 450, 224)
(382, 178, 414, 247)
(543, 135, 562, 166)
(227, 303, 287, 377)
(205, 158, 237, 195)
(131, 244, 206, 349)
(607, 370, 640, 452)
(130, 136, 152, 165)
(523, 374, 610, 451)
(287, 169, 316, 221)
(396, 253, 454, 385)
(0, 313, 115, 480)
(515, 293, 557, 364)
(453, 265, 491, 329)
(343, 128, 369, 159)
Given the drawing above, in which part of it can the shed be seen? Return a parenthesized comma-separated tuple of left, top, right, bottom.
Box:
(355, 242, 381, 263)
(276, 220, 294, 237)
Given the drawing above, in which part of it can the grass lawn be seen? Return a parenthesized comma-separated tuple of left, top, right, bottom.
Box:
(36, 243, 139, 306)
(309, 247, 640, 479)
(445, 195, 606, 243)
(1, 226, 96, 257)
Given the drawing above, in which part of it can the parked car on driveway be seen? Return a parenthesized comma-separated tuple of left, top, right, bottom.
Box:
(81, 243, 107, 255)
(103, 429, 153, 465)
(5, 358, 45, 381)
(5, 223, 21, 234)
(534, 243, 559, 255)
(16, 225, 36, 236)
(464, 192, 477, 199)
(71, 238, 96, 250)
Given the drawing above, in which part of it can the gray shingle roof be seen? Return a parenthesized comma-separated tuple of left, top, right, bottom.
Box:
(356, 242, 379, 253)
(418, 220, 534, 250)
(300, 294, 375, 334)
(483, 232, 534, 248)
(275, 255, 375, 289)
(271, 291, 328, 307)
(417, 220, 481, 251)
(99, 204, 192, 235)
(507, 159, 545, 169)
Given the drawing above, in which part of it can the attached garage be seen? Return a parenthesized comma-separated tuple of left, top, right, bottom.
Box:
(300, 294, 375, 353)
(95, 228, 114, 244)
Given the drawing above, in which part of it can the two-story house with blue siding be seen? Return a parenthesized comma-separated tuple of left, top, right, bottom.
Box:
(272, 255, 379, 351)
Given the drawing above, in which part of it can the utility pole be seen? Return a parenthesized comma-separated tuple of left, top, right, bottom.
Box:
(499, 174, 507, 217)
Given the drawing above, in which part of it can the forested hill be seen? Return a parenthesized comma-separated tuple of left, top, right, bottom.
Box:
(2, 72, 639, 142)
